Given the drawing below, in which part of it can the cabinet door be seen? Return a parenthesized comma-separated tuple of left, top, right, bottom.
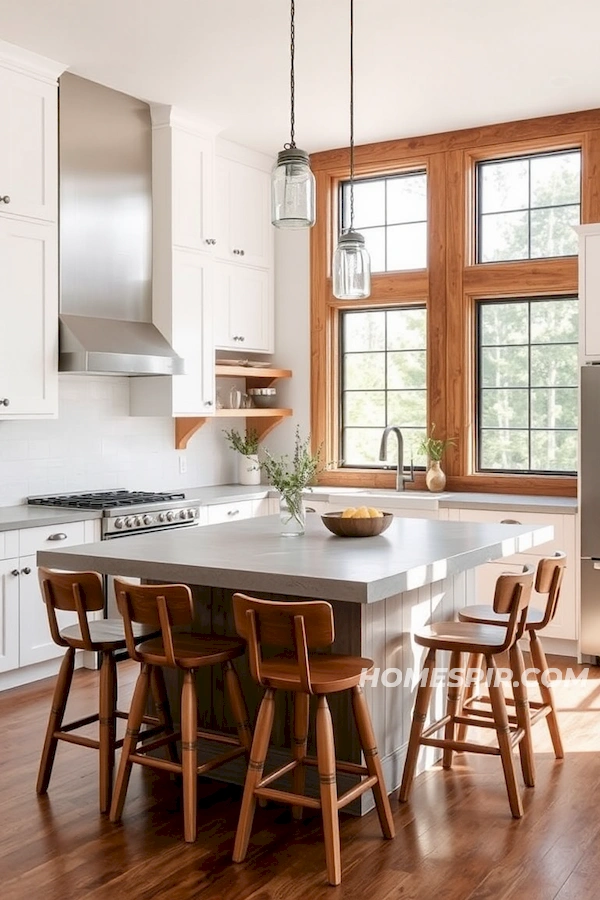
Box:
(171, 127, 215, 252)
(0, 68, 57, 222)
(0, 218, 58, 416)
(215, 158, 272, 268)
(207, 500, 254, 525)
(0, 559, 19, 673)
(213, 263, 273, 353)
(579, 228, 600, 361)
(18, 554, 78, 668)
(171, 249, 215, 415)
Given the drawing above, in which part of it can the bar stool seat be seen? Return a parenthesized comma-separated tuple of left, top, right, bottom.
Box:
(37, 568, 166, 815)
(109, 579, 253, 843)
(457, 552, 567, 760)
(231, 594, 394, 887)
(399, 566, 536, 819)
(258, 653, 375, 693)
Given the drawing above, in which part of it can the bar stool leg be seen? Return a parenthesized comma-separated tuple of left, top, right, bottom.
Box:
(99, 650, 117, 813)
(223, 660, 253, 754)
(529, 630, 564, 759)
(456, 652, 483, 744)
(509, 643, 536, 787)
(233, 687, 276, 863)
(110, 663, 151, 824)
(291, 691, 309, 820)
(150, 666, 179, 764)
(351, 685, 395, 839)
(37, 647, 76, 795)
(316, 695, 341, 887)
(486, 656, 523, 818)
(399, 648, 437, 802)
(443, 651, 464, 769)
(181, 669, 198, 843)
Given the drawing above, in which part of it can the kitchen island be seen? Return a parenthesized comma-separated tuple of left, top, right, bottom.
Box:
(38, 514, 552, 812)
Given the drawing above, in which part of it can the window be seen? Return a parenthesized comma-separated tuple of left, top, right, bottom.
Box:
(340, 172, 427, 272)
(340, 307, 427, 467)
(477, 297, 578, 474)
(477, 150, 581, 263)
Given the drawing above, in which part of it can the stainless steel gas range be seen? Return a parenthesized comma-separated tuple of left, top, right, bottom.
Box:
(28, 490, 202, 622)
(28, 490, 201, 538)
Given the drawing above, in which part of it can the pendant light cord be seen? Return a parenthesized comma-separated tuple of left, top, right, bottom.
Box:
(349, 0, 355, 230)
(287, 0, 296, 150)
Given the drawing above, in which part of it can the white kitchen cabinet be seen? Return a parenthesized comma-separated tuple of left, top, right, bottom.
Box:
(215, 157, 272, 269)
(576, 224, 600, 363)
(206, 499, 255, 525)
(0, 217, 58, 417)
(151, 105, 216, 255)
(0, 63, 58, 222)
(0, 558, 20, 673)
(455, 506, 578, 642)
(213, 262, 273, 353)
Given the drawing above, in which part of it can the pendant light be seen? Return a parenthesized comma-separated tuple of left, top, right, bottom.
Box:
(332, 0, 371, 299)
(271, 0, 316, 229)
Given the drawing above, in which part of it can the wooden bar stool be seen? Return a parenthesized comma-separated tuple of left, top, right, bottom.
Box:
(37, 567, 168, 814)
(399, 565, 535, 819)
(109, 578, 253, 843)
(457, 552, 567, 758)
(231, 593, 395, 887)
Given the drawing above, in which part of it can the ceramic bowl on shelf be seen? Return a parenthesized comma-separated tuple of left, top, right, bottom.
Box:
(321, 511, 394, 537)
(248, 387, 278, 408)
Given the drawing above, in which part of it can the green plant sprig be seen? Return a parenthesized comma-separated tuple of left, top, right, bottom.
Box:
(259, 426, 322, 497)
(222, 428, 260, 456)
(418, 423, 456, 462)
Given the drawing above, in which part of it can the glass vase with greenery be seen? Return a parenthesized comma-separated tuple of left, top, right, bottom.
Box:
(260, 427, 322, 535)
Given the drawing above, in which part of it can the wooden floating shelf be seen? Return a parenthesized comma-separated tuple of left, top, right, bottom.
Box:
(175, 408, 293, 450)
(215, 365, 292, 379)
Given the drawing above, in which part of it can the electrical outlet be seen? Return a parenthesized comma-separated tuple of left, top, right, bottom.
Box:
(179, 454, 187, 475)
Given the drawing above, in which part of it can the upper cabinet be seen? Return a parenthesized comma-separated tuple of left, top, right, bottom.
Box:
(0, 41, 65, 419)
(0, 66, 58, 222)
(213, 263, 273, 353)
(215, 156, 272, 269)
(577, 224, 600, 363)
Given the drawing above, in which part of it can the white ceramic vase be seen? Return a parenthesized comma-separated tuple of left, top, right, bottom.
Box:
(238, 453, 261, 485)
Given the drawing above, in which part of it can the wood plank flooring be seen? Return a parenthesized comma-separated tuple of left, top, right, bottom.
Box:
(1, 657, 600, 899)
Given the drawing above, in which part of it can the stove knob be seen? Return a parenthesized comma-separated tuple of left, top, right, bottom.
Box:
(179, 509, 188, 520)
(114, 517, 125, 529)
(187, 508, 196, 519)
(125, 516, 135, 528)
(158, 512, 166, 523)
(166, 510, 175, 522)
(143, 514, 153, 526)
(134, 516, 144, 527)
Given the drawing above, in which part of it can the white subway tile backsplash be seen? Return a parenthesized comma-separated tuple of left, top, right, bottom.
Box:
(0, 375, 233, 505)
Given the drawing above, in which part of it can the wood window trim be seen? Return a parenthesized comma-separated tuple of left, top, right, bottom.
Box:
(311, 109, 600, 498)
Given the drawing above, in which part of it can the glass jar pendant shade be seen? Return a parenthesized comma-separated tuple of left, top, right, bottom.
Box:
(332, 0, 371, 299)
(271, 0, 316, 229)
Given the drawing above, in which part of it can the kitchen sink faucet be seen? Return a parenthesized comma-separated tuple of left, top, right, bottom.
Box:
(379, 426, 415, 491)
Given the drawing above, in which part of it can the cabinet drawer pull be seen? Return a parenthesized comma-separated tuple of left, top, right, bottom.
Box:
(0, 398, 10, 407)
(21, 567, 31, 575)
(0, 195, 10, 204)
(500, 518, 521, 525)
(227, 509, 240, 516)
(47, 532, 68, 541)
(305, 507, 316, 513)
(11, 569, 19, 577)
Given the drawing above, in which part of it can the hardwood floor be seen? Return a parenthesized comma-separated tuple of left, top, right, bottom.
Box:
(1, 656, 600, 899)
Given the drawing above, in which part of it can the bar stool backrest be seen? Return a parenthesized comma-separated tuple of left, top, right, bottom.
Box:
(492, 565, 535, 651)
(114, 578, 193, 666)
(232, 593, 334, 694)
(38, 567, 104, 651)
(534, 552, 567, 629)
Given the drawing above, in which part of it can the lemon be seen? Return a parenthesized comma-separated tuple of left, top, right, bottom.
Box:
(341, 507, 356, 518)
(368, 507, 383, 518)
(352, 506, 371, 519)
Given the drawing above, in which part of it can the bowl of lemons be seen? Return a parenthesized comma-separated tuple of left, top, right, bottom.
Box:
(321, 506, 393, 537)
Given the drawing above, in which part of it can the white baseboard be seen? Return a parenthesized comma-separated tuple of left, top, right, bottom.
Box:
(0, 652, 84, 692)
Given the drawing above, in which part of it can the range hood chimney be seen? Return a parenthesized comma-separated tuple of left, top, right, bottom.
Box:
(58, 74, 183, 376)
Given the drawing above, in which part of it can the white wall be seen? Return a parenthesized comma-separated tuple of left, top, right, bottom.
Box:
(0, 375, 237, 506)
(264, 228, 311, 459)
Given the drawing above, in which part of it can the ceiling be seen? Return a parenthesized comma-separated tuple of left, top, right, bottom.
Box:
(1, 0, 600, 156)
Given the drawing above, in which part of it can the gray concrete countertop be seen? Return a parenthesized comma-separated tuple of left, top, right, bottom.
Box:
(37, 514, 553, 604)
(440, 492, 577, 515)
(0, 506, 103, 532)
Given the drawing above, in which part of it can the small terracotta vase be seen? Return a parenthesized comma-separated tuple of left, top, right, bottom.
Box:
(426, 460, 446, 492)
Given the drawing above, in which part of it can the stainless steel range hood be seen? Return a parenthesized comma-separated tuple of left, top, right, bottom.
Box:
(58, 74, 183, 376)
(59, 315, 185, 375)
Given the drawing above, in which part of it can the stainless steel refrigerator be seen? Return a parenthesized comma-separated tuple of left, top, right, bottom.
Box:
(580, 364, 600, 656)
